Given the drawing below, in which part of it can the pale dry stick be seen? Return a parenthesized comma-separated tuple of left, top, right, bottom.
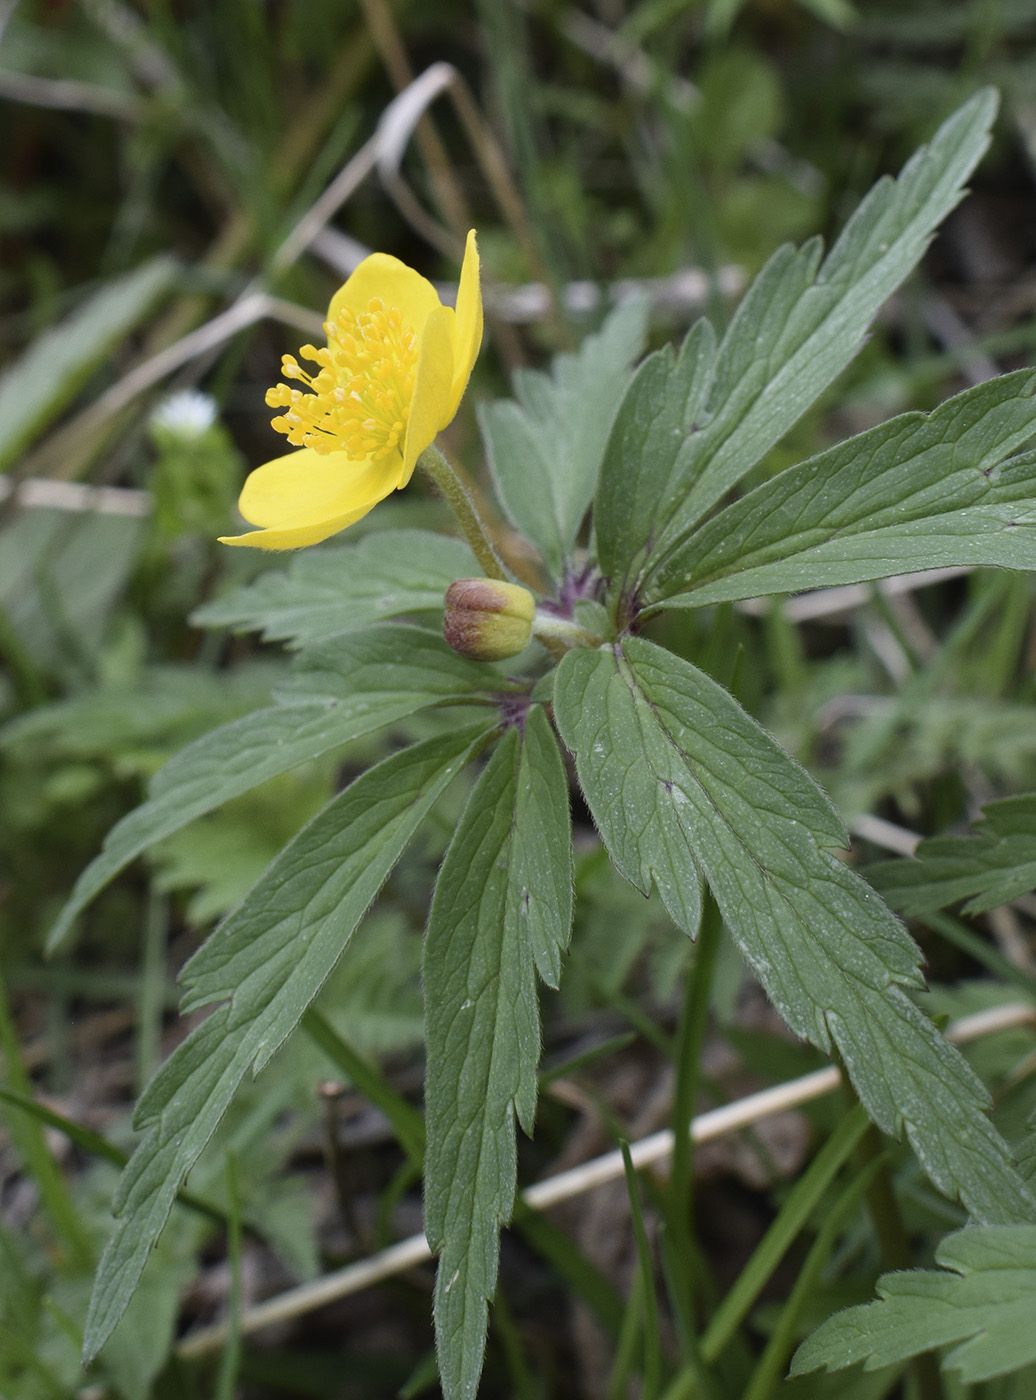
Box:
(269, 136, 382, 277)
(357, 0, 472, 243)
(174, 1000, 1036, 1361)
(309, 232, 746, 323)
(0, 69, 143, 121)
(848, 813, 921, 858)
(0, 476, 150, 517)
(370, 60, 569, 349)
(363, 64, 461, 260)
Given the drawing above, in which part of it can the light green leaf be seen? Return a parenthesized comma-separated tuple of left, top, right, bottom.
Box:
(192, 529, 478, 646)
(553, 638, 1035, 1225)
(83, 723, 491, 1364)
(595, 89, 999, 597)
(424, 707, 572, 1400)
(480, 298, 649, 579)
(650, 370, 1036, 607)
(0, 257, 177, 469)
(869, 794, 1036, 917)
(791, 1225, 1036, 1384)
(49, 626, 501, 951)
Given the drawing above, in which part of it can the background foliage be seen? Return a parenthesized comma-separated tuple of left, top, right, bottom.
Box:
(3, 2, 1036, 1398)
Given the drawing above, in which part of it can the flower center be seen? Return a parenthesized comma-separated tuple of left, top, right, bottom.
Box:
(265, 297, 419, 463)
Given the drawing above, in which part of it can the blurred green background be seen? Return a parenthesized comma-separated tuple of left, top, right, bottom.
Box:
(3, 2, 1036, 1397)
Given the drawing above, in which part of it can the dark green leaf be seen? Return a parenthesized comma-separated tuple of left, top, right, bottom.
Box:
(83, 723, 491, 1364)
(594, 320, 717, 598)
(192, 530, 478, 646)
(553, 638, 1035, 1224)
(649, 371, 1036, 606)
(48, 625, 501, 950)
(791, 1225, 1036, 1383)
(869, 794, 1036, 916)
(595, 90, 999, 597)
(424, 707, 572, 1400)
(481, 299, 648, 579)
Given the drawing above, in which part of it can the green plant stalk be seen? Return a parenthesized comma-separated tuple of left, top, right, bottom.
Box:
(608, 1267, 648, 1400)
(740, 1156, 885, 1400)
(513, 1200, 626, 1337)
(622, 1140, 664, 1399)
(302, 1008, 425, 1166)
(0, 599, 48, 708)
(868, 583, 923, 677)
(417, 444, 507, 581)
(0, 967, 92, 1269)
(532, 610, 604, 650)
(0, 1085, 232, 1229)
(668, 894, 723, 1281)
(213, 1153, 243, 1400)
(700, 1103, 871, 1364)
(845, 1079, 947, 1400)
(763, 596, 807, 696)
(657, 1232, 723, 1400)
(490, 1288, 538, 1400)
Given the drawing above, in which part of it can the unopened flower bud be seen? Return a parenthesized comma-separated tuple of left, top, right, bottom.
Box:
(443, 578, 535, 661)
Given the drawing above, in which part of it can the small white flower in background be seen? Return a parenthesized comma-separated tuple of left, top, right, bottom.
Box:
(150, 389, 218, 441)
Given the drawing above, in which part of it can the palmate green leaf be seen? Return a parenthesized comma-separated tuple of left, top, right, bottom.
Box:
(553, 638, 1035, 1225)
(192, 530, 477, 646)
(595, 89, 999, 599)
(480, 298, 649, 580)
(48, 626, 503, 951)
(869, 794, 1036, 917)
(791, 1225, 1036, 1384)
(649, 370, 1036, 608)
(0, 256, 177, 470)
(83, 723, 492, 1365)
(423, 707, 572, 1400)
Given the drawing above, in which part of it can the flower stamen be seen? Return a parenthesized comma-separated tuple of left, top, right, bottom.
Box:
(265, 297, 419, 462)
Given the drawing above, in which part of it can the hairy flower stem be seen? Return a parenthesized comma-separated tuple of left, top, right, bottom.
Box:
(531, 612, 603, 650)
(417, 444, 506, 581)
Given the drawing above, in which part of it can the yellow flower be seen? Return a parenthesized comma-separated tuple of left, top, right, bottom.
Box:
(220, 230, 483, 550)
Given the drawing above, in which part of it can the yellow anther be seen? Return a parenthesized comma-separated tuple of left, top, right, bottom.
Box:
(268, 296, 419, 463)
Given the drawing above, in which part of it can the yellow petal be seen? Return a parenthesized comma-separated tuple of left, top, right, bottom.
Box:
(400, 304, 454, 487)
(219, 447, 404, 550)
(446, 229, 483, 421)
(327, 253, 441, 335)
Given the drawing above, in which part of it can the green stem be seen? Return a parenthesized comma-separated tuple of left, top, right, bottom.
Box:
(621, 1141, 665, 1397)
(669, 894, 723, 1260)
(842, 1076, 947, 1400)
(740, 1153, 884, 1400)
(417, 443, 507, 580)
(700, 1104, 870, 1364)
(532, 610, 603, 650)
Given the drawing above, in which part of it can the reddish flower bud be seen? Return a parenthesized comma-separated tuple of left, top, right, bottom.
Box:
(443, 578, 535, 661)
